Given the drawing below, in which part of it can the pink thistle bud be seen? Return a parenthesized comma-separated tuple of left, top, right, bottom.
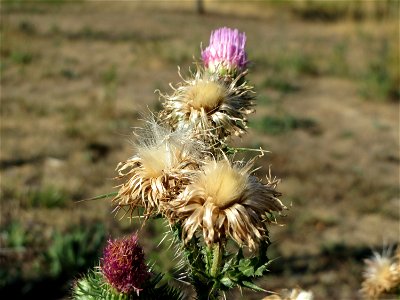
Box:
(202, 27, 248, 75)
(100, 234, 150, 295)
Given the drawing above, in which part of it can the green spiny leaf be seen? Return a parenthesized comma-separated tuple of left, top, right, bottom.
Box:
(220, 276, 235, 288)
(254, 265, 267, 277)
(241, 280, 266, 292)
(238, 264, 254, 277)
(78, 192, 118, 202)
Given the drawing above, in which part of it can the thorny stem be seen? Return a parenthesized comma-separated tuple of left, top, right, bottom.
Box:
(210, 242, 222, 278)
(188, 241, 222, 300)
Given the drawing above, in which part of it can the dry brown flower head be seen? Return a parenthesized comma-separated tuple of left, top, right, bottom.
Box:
(113, 122, 203, 219)
(159, 67, 255, 146)
(169, 158, 286, 250)
(361, 248, 400, 299)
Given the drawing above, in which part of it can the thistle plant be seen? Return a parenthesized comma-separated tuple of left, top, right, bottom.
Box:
(74, 27, 288, 300)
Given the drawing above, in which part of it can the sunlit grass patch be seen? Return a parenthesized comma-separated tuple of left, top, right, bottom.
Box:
(253, 51, 319, 77)
(359, 40, 399, 102)
(1, 185, 68, 209)
(60, 68, 79, 80)
(327, 41, 349, 77)
(100, 64, 118, 105)
(137, 40, 193, 67)
(10, 51, 34, 65)
(160, 45, 193, 65)
(1, 27, 38, 69)
(287, 0, 395, 22)
(2, 0, 73, 13)
(256, 95, 274, 106)
(261, 76, 300, 94)
(101, 65, 118, 85)
(25, 186, 68, 208)
(354, 184, 400, 216)
(250, 114, 318, 135)
(17, 20, 36, 35)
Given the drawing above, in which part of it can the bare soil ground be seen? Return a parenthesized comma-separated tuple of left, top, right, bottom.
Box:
(1, 2, 399, 299)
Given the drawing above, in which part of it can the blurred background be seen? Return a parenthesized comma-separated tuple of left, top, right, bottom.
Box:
(0, 0, 399, 299)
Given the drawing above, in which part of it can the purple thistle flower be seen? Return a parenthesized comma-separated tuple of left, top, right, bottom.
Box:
(202, 27, 248, 75)
(100, 234, 150, 295)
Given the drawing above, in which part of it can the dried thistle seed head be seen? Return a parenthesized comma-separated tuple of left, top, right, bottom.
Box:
(100, 234, 150, 295)
(197, 159, 248, 209)
(137, 140, 190, 179)
(169, 158, 286, 250)
(186, 81, 226, 112)
(135, 117, 204, 157)
(159, 68, 255, 145)
(137, 146, 169, 178)
(361, 247, 400, 299)
(113, 121, 204, 218)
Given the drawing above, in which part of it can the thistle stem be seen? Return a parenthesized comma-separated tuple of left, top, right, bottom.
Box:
(210, 242, 222, 278)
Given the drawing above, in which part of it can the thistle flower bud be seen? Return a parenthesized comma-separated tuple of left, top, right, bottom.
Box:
(101, 234, 150, 295)
(202, 27, 248, 76)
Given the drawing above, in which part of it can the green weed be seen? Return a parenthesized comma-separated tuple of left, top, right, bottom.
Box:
(3, 0, 68, 8)
(359, 41, 399, 102)
(289, 52, 319, 76)
(251, 114, 318, 135)
(64, 125, 83, 138)
(328, 42, 349, 76)
(339, 130, 354, 139)
(10, 51, 33, 65)
(101, 65, 117, 85)
(101, 65, 118, 104)
(161, 47, 192, 66)
(290, 1, 350, 22)
(256, 95, 274, 106)
(0, 222, 106, 295)
(253, 51, 319, 77)
(60, 68, 78, 80)
(44, 224, 106, 277)
(261, 77, 299, 93)
(26, 186, 67, 208)
(18, 21, 36, 34)
(288, 1, 394, 22)
(146, 219, 177, 275)
(0, 221, 27, 249)
(0, 222, 27, 288)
